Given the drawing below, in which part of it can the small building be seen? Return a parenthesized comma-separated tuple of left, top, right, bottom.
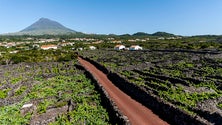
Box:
(77, 48, 83, 51)
(60, 42, 74, 47)
(41, 44, 58, 50)
(33, 44, 40, 48)
(5, 42, 16, 48)
(129, 45, 143, 50)
(89, 46, 96, 50)
(9, 50, 19, 54)
(114, 45, 125, 50)
(111, 40, 122, 44)
(158, 37, 165, 40)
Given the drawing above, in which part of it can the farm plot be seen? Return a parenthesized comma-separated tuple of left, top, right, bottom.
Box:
(0, 60, 109, 124)
(81, 50, 222, 123)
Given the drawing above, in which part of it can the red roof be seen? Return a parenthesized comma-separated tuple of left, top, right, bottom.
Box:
(41, 44, 57, 49)
(115, 45, 124, 47)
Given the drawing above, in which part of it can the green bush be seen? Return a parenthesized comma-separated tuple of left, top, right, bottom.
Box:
(0, 89, 10, 99)
(15, 86, 27, 96)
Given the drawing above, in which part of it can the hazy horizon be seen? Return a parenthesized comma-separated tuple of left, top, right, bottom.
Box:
(1, 0, 222, 36)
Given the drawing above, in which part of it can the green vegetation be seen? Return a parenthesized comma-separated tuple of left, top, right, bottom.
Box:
(0, 89, 10, 99)
(0, 103, 31, 124)
(15, 86, 27, 96)
(0, 60, 110, 124)
(0, 49, 77, 64)
(10, 76, 23, 84)
(218, 103, 222, 109)
(81, 49, 222, 118)
(0, 33, 222, 124)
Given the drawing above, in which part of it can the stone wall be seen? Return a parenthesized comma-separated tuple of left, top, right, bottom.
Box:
(75, 64, 130, 124)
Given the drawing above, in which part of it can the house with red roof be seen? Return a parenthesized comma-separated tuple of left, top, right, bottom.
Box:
(41, 44, 58, 50)
(129, 45, 143, 50)
(114, 45, 125, 50)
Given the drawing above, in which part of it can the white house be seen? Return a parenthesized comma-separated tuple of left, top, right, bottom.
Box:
(33, 44, 40, 48)
(60, 42, 74, 47)
(129, 45, 143, 50)
(77, 47, 83, 51)
(9, 50, 19, 54)
(41, 44, 58, 50)
(89, 46, 96, 50)
(114, 45, 125, 50)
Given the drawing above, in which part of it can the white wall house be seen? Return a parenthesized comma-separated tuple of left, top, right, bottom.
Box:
(114, 45, 125, 50)
(41, 44, 58, 50)
(129, 45, 143, 50)
(60, 42, 74, 47)
(89, 46, 96, 50)
(77, 47, 83, 51)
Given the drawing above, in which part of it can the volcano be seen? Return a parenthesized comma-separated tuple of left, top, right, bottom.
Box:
(17, 18, 77, 35)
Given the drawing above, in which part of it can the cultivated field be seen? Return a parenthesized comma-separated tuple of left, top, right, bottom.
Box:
(81, 49, 222, 124)
(0, 60, 110, 124)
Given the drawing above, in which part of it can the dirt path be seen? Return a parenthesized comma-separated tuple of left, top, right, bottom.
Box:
(78, 57, 169, 125)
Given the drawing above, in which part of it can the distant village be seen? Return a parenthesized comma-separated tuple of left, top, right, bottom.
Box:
(0, 36, 183, 55)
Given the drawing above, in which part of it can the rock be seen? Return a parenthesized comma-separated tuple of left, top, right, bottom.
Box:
(21, 103, 36, 116)
(22, 103, 33, 108)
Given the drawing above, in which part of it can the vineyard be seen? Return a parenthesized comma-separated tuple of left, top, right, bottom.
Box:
(81, 49, 222, 124)
(1, 48, 222, 124)
(0, 60, 110, 124)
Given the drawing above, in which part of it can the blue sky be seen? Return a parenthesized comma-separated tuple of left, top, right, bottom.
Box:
(0, 0, 222, 36)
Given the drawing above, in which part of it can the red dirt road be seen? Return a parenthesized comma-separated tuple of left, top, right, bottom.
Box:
(78, 57, 169, 125)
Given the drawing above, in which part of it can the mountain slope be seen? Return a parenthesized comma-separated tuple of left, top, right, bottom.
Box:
(132, 32, 177, 37)
(15, 18, 77, 35)
(151, 32, 175, 37)
(132, 32, 151, 36)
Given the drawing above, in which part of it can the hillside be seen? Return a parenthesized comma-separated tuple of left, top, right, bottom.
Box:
(10, 18, 77, 35)
(132, 32, 177, 37)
